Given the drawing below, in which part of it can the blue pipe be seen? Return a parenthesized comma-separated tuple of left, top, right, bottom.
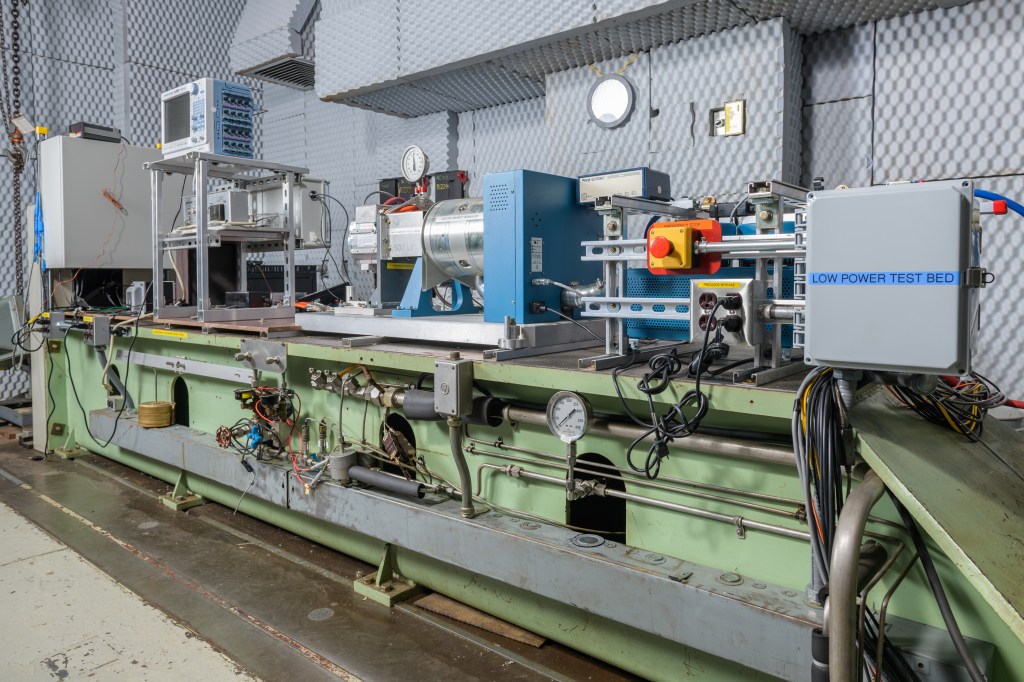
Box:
(975, 188, 1024, 218)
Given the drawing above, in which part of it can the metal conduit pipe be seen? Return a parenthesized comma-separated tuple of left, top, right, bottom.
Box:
(502, 405, 795, 467)
(695, 237, 798, 253)
(759, 300, 805, 322)
(828, 471, 887, 682)
(448, 418, 476, 518)
(467, 442, 802, 519)
(95, 348, 135, 411)
(464, 432, 802, 507)
(478, 464, 810, 543)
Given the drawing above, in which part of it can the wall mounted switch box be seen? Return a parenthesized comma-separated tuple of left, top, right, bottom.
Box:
(804, 180, 978, 375)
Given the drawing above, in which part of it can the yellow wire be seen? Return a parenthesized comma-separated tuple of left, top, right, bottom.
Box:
(588, 52, 641, 79)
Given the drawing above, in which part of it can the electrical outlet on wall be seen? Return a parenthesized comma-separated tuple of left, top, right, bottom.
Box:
(709, 100, 746, 137)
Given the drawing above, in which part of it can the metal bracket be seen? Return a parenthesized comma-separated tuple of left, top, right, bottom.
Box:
(160, 470, 205, 511)
(353, 543, 421, 606)
(237, 339, 287, 373)
(963, 267, 993, 288)
(734, 516, 747, 540)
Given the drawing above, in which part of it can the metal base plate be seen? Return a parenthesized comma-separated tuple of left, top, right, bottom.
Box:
(353, 572, 422, 606)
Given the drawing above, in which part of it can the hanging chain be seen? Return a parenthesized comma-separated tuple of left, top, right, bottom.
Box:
(5, 0, 28, 298)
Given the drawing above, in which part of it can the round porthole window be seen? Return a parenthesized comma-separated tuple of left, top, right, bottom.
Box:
(587, 74, 635, 129)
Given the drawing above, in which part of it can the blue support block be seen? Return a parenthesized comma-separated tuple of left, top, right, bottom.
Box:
(392, 258, 476, 317)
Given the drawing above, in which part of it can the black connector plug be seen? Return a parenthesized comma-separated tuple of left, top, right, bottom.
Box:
(529, 301, 547, 315)
(720, 294, 742, 311)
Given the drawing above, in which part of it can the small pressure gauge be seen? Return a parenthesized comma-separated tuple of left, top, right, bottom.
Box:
(401, 145, 429, 182)
(546, 391, 593, 443)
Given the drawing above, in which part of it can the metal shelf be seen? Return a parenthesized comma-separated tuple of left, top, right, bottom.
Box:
(149, 154, 310, 324)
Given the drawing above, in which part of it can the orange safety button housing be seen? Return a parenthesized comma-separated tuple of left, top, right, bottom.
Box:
(646, 219, 723, 275)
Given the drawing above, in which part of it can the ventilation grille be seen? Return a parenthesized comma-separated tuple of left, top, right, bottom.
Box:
(251, 57, 315, 90)
(486, 183, 512, 212)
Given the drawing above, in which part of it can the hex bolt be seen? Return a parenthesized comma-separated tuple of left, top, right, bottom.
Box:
(758, 209, 773, 221)
(234, 351, 252, 362)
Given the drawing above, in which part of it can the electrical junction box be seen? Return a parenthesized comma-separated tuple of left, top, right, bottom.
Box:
(689, 278, 764, 348)
(184, 189, 249, 225)
(804, 180, 978, 375)
(577, 167, 671, 205)
(38, 136, 178, 269)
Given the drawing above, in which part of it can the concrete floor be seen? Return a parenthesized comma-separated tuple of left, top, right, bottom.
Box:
(0, 500, 255, 680)
(0, 443, 636, 681)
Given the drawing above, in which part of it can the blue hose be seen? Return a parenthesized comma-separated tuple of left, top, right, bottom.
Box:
(975, 188, 1024, 217)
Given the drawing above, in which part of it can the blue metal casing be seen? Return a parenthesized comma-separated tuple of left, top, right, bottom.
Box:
(483, 170, 603, 324)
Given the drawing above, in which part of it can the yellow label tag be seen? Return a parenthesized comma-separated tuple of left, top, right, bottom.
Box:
(82, 315, 94, 323)
(152, 329, 189, 339)
(386, 262, 415, 270)
(697, 281, 742, 289)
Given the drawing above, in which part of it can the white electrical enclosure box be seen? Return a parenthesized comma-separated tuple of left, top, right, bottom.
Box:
(804, 180, 978, 376)
(39, 136, 176, 269)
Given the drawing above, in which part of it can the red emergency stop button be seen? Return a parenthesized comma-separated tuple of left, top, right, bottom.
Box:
(649, 236, 673, 258)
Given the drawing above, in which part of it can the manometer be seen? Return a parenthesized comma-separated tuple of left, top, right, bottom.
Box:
(545, 391, 593, 442)
(401, 144, 429, 182)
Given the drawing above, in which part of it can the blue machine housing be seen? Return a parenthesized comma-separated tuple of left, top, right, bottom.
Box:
(627, 221, 795, 344)
(483, 170, 603, 324)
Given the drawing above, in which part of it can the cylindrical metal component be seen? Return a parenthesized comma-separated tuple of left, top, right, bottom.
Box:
(828, 471, 887, 682)
(422, 198, 485, 281)
(695, 236, 798, 255)
(759, 300, 805, 322)
(349, 465, 425, 498)
(401, 389, 442, 421)
(328, 450, 358, 483)
(502, 405, 794, 467)
(811, 627, 829, 682)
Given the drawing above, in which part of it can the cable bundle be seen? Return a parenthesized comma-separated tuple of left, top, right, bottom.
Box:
(887, 372, 1005, 441)
(792, 367, 850, 589)
(612, 301, 738, 479)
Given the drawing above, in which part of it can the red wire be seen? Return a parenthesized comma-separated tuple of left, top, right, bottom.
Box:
(1006, 399, 1024, 409)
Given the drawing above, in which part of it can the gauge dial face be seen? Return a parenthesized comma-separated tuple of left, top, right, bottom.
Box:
(546, 391, 592, 442)
(401, 145, 429, 182)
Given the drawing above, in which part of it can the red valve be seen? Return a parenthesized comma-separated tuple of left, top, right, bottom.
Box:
(993, 199, 1008, 215)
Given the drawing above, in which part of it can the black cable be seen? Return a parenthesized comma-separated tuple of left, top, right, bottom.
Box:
(887, 491, 986, 682)
(169, 174, 188, 229)
(43, 348, 56, 457)
(363, 190, 394, 203)
(120, 135, 133, 146)
(101, 305, 146, 448)
(64, 328, 103, 446)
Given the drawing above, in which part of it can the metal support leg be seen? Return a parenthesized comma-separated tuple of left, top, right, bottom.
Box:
(827, 471, 886, 682)
(195, 159, 210, 322)
(160, 469, 205, 511)
(353, 542, 421, 606)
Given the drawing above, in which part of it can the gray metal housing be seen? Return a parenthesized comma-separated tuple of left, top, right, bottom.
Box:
(804, 181, 978, 375)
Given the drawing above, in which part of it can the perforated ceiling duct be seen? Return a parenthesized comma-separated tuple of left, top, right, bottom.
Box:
(230, 0, 319, 90)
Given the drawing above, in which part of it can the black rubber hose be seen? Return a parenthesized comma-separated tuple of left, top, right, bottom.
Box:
(349, 466, 424, 498)
(401, 389, 442, 421)
(887, 491, 985, 682)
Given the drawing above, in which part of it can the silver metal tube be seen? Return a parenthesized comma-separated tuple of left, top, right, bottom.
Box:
(502, 406, 794, 467)
(465, 438, 803, 518)
(695, 237, 797, 254)
(448, 418, 476, 518)
(478, 463, 809, 542)
(759, 300, 805, 322)
(828, 471, 887, 682)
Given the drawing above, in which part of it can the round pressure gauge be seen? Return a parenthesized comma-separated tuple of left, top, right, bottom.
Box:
(545, 391, 593, 443)
(587, 74, 635, 129)
(401, 145, 429, 182)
